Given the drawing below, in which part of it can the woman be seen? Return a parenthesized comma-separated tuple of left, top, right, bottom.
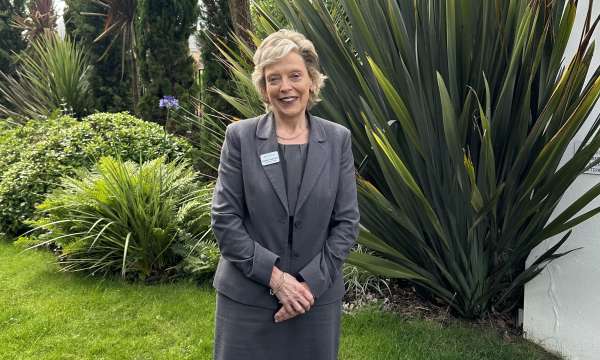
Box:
(211, 29, 359, 360)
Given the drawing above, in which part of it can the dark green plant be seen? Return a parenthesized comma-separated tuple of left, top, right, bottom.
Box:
(172, 240, 220, 282)
(137, 0, 199, 126)
(0, 0, 26, 75)
(64, 0, 133, 113)
(275, 0, 600, 318)
(0, 32, 92, 122)
(214, 0, 600, 318)
(24, 157, 214, 281)
(0, 112, 191, 236)
(198, 0, 239, 118)
(81, 0, 140, 113)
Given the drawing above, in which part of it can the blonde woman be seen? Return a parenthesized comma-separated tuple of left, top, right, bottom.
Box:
(211, 29, 359, 360)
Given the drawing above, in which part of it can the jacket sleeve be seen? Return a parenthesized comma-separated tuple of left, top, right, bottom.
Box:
(298, 129, 359, 299)
(211, 123, 280, 288)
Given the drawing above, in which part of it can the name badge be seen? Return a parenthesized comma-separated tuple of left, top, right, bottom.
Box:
(260, 151, 280, 166)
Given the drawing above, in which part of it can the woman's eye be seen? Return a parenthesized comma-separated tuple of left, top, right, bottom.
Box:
(268, 77, 280, 84)
(291, 73, 302, 80)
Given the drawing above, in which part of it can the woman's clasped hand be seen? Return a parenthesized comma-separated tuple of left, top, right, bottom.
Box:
(270, 268, 314, 322)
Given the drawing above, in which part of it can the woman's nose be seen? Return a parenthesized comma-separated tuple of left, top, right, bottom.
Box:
(280, 77, 292, 91)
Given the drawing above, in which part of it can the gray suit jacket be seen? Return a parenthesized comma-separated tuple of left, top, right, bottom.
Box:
(211, 112, 359, 309)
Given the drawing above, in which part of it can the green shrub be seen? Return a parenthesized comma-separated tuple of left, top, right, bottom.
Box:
(25, 156, 216, 282)
(0, 33, 92, 122)
(171, 240, 220, 282)
(0, 112, 191, 236)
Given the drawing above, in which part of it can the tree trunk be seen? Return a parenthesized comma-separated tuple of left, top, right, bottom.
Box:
(228, 0, 254, 49)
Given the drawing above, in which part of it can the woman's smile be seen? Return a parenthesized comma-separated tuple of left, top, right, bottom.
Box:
(279, 96, 299, 103)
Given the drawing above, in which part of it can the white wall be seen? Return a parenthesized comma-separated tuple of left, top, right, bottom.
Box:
(524, 1, 600, 359)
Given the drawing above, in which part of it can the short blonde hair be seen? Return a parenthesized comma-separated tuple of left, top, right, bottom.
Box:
(252, 29, 327, 110)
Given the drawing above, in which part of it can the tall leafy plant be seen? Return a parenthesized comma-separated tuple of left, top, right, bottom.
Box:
(215, 0, 600, 318)
(137, 0, 199, 126)
(64, 0, 133, 113)
(82, 0, 140, 113)
(0, 32, 91, 122)
(198, 0, 239, 117)
(0, 0, 26, 75)
(277, 0, 600, 318)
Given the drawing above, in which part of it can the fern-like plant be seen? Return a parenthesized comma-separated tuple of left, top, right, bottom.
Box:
(24, 156, 215, 281)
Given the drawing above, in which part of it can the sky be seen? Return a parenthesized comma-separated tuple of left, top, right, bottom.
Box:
(54, 0, 66, 37)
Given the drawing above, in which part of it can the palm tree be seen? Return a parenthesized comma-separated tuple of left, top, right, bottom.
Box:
(11, 0, 57, 44)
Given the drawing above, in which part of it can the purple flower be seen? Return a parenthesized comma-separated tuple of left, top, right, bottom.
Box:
(159, 95, 179, 109)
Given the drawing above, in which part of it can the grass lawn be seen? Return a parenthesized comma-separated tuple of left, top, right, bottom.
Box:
(0, 241, 558, 359)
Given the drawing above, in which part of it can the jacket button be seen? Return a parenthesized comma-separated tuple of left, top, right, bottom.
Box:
(294, 220, 302, 229)
(293, 251, 300, 258)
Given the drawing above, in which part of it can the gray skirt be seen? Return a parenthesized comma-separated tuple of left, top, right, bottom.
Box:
(213, 292, 342, 360)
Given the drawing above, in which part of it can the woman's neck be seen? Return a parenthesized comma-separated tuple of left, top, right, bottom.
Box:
(274, 112, 308, 132)
(273, 111, 310, 144)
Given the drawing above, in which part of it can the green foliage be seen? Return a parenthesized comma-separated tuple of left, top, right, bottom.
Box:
(64, 0, 133, 113)
(137, 0, 200, 125)
(0, 112, 191, 236)
(250, 0, 289, 37)
(80, 0, 140, 113)
(172, 240, 220, 282)
(208, 0, 350, 119)
(214, 0, 600, 318)
(343, 243, 391, 300)
(0, 32, 92, 122)
(25, 156, 214, 281)
(169, 99, 227, 179)
(275, 0, 600, 318)
(0, 0, 26, 75)
(198, 0, 239, 118)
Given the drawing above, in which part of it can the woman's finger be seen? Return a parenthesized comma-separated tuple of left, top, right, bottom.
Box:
(287, 300, 302, 315)
(275, 307, 298, 322)
(274, 307, 288, 322)
(302, 286, 315, 305)
(297, 296, 311, 312)
(284, 303, 297, 316)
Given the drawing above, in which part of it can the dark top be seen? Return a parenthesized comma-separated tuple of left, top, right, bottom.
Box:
(278, 142, 309, 283)
(277, 142, 309, 215)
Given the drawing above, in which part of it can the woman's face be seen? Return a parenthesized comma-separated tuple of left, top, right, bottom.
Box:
(263, 51, 313, 122)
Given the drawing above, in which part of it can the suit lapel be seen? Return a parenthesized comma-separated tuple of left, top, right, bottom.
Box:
(295, 113, 327, 216)
(255, 112, 328, 217)
(256, 112, 289, 216)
